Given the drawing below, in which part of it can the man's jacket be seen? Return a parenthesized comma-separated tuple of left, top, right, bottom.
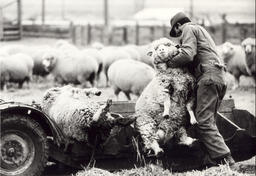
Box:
(167, 22, 225, 84)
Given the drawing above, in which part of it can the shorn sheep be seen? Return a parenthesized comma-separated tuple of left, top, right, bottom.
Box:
(42, 49, 98, 87)
(0, 53, 34, 89)
(41, 85, 117, 143)
(217, 42, 251, 87)
(241, 37, 256, 80)
(107, 59, 155, 100)
(135, 38, 197, 157)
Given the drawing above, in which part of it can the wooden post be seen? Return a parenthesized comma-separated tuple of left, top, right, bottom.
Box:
(189, 0, 194, 19)
(104, 0, 109, 26)
(135, 22, 139, 45)
(162, 24, 167, 37)
(221, 14, 227, 43)
(87, 23, 91, 45)
(150, 26, 155, 42)
(17, 0, 22, 39)
(71, 25, 76, 44)
(100, 26, 104, 43)
(123, 26, 128, 44)
(42, 0, 45, 25)
(0, 8, 3, 40)
(81, 25, 86, 46)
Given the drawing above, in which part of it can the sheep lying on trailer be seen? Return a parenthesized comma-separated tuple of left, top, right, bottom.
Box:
(42, 85, 117, 143)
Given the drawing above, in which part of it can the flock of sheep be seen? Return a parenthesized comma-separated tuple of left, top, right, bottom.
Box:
(0, 37, 255, 99)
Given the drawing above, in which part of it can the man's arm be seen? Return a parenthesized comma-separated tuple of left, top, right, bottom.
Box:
(167, 25, 197, 68)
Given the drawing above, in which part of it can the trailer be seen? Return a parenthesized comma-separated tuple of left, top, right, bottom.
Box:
(0, 98, 255, 176)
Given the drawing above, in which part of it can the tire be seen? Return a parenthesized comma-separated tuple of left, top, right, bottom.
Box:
(0, 113, 49, 176)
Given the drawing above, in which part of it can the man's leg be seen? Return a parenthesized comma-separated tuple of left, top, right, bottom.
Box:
(195, 80, 231, 160)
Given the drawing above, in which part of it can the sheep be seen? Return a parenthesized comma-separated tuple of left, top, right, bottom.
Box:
(42, 49, 98, 87)
(133, 44, 154, 67)
(41, 85, 115, 143)
(241, 38, 256, 80)
(223, 72, 237, 90)
(107, 59, 155, 100)
(121, 44, 141, 61)
(54, 40, 80, 55)
(99, 46, 132, 86)
(1, 44, 52, 78)
(30, 47, 53, 77)
(216, 42, 251, 86)
(0, 54, 32, 89)
(134, 38, 197, 157)
(81, 48, 104, 85)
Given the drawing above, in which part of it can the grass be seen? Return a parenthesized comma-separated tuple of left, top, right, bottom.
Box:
(74, 163, 254, 176)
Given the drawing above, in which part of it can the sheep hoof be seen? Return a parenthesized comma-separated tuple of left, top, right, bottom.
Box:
(162, 114, 170, 119)
(190, 119, 198, 125)
(156, 149, 164, 158)
(179, 137, 197, 146)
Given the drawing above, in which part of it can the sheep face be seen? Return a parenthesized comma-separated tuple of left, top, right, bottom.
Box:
(42, 53, 58, 72)
(60, 85, 102, 99)
(155, 45, 169, 59)
(222, 42, 235, 58)
(241, 38, 255, 54)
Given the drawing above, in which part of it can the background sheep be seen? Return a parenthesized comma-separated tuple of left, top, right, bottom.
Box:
(107, 59, 155, 100)
(121, 44, 141, 61)
(81, 48, 104, 85)
(135, 38, 196, 157)
(41, 85, 113, 142)
(241, 37, 256, 80)
(42, 49, 98, 87)
(133, 44, 154, 67)
(217, 42, 251, 86)
(100, 46, 132, 86)
(0, 53, 32, 89)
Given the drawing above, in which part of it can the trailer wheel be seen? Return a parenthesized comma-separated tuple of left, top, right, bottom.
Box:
(0, 113, 49, 176)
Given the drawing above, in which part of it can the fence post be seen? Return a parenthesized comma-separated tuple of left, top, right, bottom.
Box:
(162, 24, 167, 37)
(81, 25, 86, 46)
(123, 26, 128, 44)
(17, 0, 22, 39)
(100, 26, 104, 43)
(0, 8, 3, 40)
(70, 23, 76, 44)
(135, 22, 139, 45)
(221, 14, 227, 43)
(87, 23, 91, 45)
(150, 26, 155, 41)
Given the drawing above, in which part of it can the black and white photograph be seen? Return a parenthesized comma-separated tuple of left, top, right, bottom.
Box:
(0, 0, 255, 175)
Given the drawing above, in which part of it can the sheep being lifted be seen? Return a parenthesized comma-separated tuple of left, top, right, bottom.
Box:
(135, 38, 197, 157)
(41, 85, 117, 143)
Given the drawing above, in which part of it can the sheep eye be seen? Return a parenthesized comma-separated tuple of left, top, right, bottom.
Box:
(162, 79, 165, 83)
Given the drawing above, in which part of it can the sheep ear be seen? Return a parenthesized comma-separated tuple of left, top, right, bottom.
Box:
(147, 51, 153, 56)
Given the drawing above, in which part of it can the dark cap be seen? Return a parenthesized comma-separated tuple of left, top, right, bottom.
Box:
(169, 12, 191, 37)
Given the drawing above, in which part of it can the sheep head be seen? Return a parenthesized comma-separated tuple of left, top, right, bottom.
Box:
(241, 38, 255, 54)
(83, 87, 102, 97)
(148, 38, 179, 61)
(221, 42, 235, 60)
(42, 50, 59, 72)
(92, 99, 112, 122)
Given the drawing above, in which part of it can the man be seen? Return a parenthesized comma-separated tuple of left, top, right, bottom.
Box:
(165, 12, 235, 166)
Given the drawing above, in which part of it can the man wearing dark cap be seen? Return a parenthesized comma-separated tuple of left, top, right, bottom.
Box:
(165, 12, 235, 166)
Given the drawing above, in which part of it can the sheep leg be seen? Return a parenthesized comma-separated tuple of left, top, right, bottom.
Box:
(135, 114, 163, 157)
(92, 99, 112, 122)
(113, 87, 121, 100)
(162, 92, 171, 118)
(177, 127, 196, 146)
(186, 99, 197, 125)
(124, 92, 131, 100)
